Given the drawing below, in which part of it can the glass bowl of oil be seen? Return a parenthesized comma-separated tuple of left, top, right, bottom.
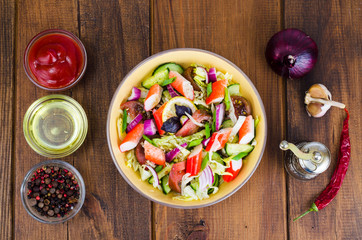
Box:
(24, 95, 88, 158)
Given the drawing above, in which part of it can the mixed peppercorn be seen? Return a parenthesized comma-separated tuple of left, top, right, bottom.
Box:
(26, 165, 80, 218)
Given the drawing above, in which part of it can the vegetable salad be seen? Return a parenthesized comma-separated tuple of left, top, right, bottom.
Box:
(117, 62, 259, 201)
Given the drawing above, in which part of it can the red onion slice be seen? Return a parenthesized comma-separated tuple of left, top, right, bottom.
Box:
(229, 116, 246, 140)
(208, 67, 217, 82)
(180, 115, 189, 126)
(167, 84, 179, 98)
(165, 143, 188, 162)
(202, 137, 210, 147)
(144, 165, 160, 188)
(126, 113, 143, 133)
(196, 67, 209, 84)
(199, 165, 214, 191)
(144, 119, 157, 136)
(128, 87, 142, 101)
(215, 103, 225, 131)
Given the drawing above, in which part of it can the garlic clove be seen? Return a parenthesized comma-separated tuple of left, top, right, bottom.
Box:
(308, 84, 332, 100)
(306, 103, 331, 118)
(305, 84, 332, 118)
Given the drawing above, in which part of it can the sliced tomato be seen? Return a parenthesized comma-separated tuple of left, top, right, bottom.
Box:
(168, 161, 186, 193)
(120, 101, 144, 119)
(144, 141, 166, 165)
(186, 144, 203, 176)
(152, 103, 166, 135)
(135, 141, 146, 165)
(205, 128, 232, 152)
(205, 79, 228, 105)
(175, 109, 211, 137)
(223, 159, 242, 182)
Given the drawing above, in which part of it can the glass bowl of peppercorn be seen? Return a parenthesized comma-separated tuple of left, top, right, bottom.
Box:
(20, 160, 85, 224)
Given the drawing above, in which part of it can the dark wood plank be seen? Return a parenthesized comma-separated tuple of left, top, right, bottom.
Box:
(14, 1, 78, 239)
(68, 0, 151, 239)
(0, 0, 15, 239)
(152, 0, 287, 239)
(285, 0, 362, 239)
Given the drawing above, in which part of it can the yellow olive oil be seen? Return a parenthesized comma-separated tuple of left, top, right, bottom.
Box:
(31, 101, 81, 150)
(24, 95, 88, 157)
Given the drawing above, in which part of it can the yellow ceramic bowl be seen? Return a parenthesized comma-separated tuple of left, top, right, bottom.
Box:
(107, 48, 267, 208)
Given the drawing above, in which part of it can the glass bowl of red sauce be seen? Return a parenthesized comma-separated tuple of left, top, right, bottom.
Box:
(24, 29, 87, 91)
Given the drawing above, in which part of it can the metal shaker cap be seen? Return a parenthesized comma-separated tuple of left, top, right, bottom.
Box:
(298, 142, 331, 174)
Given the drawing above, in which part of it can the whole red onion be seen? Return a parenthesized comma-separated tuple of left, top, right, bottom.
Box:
(265, 28, 318, 79)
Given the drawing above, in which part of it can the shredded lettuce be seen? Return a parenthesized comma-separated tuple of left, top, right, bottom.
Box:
(173, 186, 198, 201)
(162, 90, 172, 103)
(193, 67, 208, 88)
(190, 63, 208, 70)
(194, 91, 209, 108)
(125, 150, 140, 172)
(216, 71, 233, 82)
(208, 154, 232, 176)
(139, 87, 149, 98)
(139, 165, 152, 181)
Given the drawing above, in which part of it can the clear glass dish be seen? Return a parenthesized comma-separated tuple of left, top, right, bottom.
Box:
(23, 29, 87, 91)
(23, 94, 88, 158)
(21, 160, 86, 224)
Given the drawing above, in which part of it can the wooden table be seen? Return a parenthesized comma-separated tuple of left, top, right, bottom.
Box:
(1, 0, 361, 239)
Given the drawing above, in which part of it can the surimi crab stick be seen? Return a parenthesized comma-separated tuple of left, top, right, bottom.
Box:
(169, 71, 194, 100)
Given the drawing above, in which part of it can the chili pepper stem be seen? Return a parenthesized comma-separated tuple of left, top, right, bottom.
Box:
(293, 203, 319, 221)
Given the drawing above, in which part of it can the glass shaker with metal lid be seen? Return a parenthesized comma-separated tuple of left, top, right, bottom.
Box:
(279, 140, 331, 180)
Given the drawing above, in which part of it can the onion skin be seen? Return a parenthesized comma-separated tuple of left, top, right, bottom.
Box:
(265, 28, 318, 79)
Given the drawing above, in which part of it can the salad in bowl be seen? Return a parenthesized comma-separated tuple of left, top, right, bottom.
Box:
(107, 49, 266, 208)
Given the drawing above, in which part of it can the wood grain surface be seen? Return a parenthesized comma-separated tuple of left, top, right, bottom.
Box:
(0, 0, 15, 239)
(152, 0, 287, 239)
(14, 1, 80, 239)
(13, 0, 151, 240)
(71, 0, 151, 239)
(0, 0, 360, 239)
(285, 0, 362, 239)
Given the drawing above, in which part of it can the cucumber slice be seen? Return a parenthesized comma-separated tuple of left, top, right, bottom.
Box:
(190, 178, 198, 191)
(225, 143, 254, 156)
(208, 174, 220, 194)
(153, 62, 184, 75)
(155, 165, 163, 172)
(149, 163, 174, 184)
(228, 84, 241, 96)
(142, 69, 169, 89)
(157, 163, 173, 179)
(222, 119, 234, 128)
(161, 175, 171, 194)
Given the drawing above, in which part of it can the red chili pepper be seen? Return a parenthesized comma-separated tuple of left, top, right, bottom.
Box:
(294, 109, 350, 221)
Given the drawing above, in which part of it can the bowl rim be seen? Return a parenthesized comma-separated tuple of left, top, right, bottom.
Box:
(106, 48, 267, 209)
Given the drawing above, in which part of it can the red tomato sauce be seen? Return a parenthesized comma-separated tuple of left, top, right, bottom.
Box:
(27, 33, 84, 89)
